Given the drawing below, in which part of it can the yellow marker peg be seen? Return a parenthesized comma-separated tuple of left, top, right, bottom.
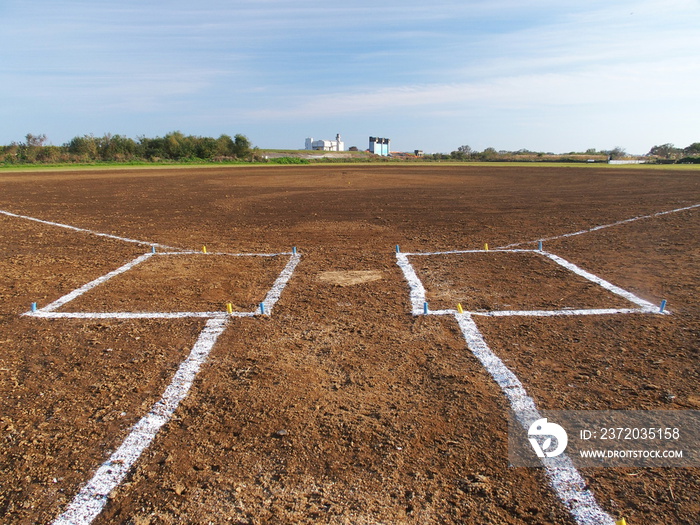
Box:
(202, 245, 207, 254)
(226, 303, 233, 314)
(484, 243, 489, 251)
(615, 519, 627, 525)
(457, 303, 464, 314)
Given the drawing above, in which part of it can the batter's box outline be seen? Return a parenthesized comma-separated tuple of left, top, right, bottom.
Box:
(396, 248, 663, 317)
(24, 250, 301, 320)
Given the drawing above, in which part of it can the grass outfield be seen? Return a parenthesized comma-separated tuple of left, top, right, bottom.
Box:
(2, 160, 699, 173)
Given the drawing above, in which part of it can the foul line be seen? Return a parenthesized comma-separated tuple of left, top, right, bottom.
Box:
(541, 251, 656, 310)
(498, 203, 700, 249)
(1, 208, 297, 258)
(51, 317, 229, 525)
(0, 209, 184, 251)
(31, 253, 154, 314)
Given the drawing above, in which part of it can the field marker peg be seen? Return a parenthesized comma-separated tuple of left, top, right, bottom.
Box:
(659, 300, 667, 313)
(457, 303, 464, 314)
(259, 302, 266, 315)
(292, 246, 297, 255)
(423, 302, 429, 314)
(226, 303, 233, 314)
(538, 241, 543, 251)
(202, 245, 207, 254)
(484, 243, 489, 251)
(151, 245, 156, 254)
(615, 519, 627, 525)
(31, 302, 37, 313)
(396, 245, 401, 253)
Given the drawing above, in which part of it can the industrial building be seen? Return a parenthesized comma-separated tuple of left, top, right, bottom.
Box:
(305, 134, 344, 152)
(369, 137, 390, 156)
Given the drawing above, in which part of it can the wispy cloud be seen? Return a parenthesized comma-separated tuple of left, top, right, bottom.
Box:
(1, 0, 698, 151)
(245, 54, 699, 121)
(244, 0, 700, 120)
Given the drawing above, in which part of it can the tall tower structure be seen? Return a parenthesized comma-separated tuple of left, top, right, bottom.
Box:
(369, 137, 390, 156)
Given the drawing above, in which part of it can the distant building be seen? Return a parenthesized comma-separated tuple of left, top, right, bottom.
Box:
(369, 137, 390, 156)
(608, 159, 646, 164)
(305, 134, 344, 152)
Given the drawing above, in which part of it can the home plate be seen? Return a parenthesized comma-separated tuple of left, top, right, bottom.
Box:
(318, 270, 384, 286)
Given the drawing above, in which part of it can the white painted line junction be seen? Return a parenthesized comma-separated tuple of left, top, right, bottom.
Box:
(396, 247, 668, 525)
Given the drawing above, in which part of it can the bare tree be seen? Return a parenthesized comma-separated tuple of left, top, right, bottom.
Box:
(25, 133, 47, 147)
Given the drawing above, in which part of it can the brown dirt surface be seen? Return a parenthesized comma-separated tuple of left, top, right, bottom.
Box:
(412, 251, 635, 312)
(0, 164, 698, 524)
(317, 270, 385, 287)
(61, 254, 288, 314)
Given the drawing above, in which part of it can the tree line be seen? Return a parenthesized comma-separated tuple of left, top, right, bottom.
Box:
(1, 132, 254, 164)
(3, 133, 699, 165)
(646, 143, 700, 162)
(434, 143, 700, 163)
(425, 146, 621, 162)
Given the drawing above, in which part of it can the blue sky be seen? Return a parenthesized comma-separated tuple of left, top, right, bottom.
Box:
(1, 0, 698, 154)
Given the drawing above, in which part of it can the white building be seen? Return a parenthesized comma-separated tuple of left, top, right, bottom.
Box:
(305, 134, 344, 152)
(608, 159, 647, 164)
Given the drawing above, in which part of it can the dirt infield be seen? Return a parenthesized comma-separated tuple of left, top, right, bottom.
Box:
(59, 254, 289, 314)
(411, 251, 636, 312)
(0, 165, 698, 524)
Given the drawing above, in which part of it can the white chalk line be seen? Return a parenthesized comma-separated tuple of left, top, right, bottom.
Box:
(498, 203, 700, 249)
(1, 207, 297, 259)
(395, 248, 670, 524)
(541, 251, 657, 310)
(23, 251, 299, 319)
(0, 209, 183, 251)
(402, 248, 533, 256)
(455, 313, 614, 524)
(396, 249, 663, 316)
(437, 307, 655, 317)
(28, 311, 251, 320)
(51, 317, 229, 525)
(158, 251, 293, 257)
(25, 253, 154, 315)
(30, 247, 301, 524)
(261, 253, 302, 316)
(395, 252, 427, 316)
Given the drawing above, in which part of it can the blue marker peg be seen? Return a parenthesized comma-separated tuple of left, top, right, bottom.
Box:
(260, 302, 266, 315)
(423, 302, 429, 314)
(396, 245, 401, 253)
(292, 246, 297, 255)
(31, 302, 37, 313)
(538, 241, 543, 251)
(659, 300, 667, 313)
(151, 245, 156, 254)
